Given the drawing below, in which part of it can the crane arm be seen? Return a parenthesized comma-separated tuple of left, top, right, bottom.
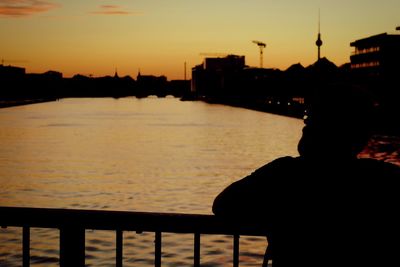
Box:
(252, 40, 266, 47)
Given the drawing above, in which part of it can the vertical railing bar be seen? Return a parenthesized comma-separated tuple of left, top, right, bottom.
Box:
(193, 233, 200, 267)
(116, 230, 123, 267)
(59, 227, 85, 267)
(262, 239, 271, 267)
(23, 226, 30, 267)
(233, 235, 240, 267)
(155, 231, 162, 267)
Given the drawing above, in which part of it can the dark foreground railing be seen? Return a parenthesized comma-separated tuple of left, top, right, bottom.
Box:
(0, 206, 270, 267)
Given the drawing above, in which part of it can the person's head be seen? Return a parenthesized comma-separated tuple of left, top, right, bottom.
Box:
(297, 83, 375, 160)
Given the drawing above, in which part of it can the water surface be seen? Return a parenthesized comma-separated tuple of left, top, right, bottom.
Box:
(0, 97, 303, 266)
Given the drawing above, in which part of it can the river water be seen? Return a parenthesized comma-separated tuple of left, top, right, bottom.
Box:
(0, 97, 304, 266)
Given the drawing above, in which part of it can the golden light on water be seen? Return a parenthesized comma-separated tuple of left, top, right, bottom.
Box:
(0, 98, 301, 266)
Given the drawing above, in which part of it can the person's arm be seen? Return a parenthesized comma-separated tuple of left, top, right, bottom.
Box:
(212, 157, 291, 219)
(212, 172, 265, 217)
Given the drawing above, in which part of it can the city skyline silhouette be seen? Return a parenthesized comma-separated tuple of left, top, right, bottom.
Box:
(1, 1, 399, 79)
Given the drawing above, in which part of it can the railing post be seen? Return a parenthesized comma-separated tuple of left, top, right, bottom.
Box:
(233, 235, 240, 267)
(155, 231, 162, 267)
(262, 239, 271, 267)
(23, 226, 30, 267)
(59, 227, 85, 267)
(116, 230, 123, 267)
(194, 233, 200, 267)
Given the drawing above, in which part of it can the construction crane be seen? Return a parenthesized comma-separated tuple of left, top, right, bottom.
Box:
(252, 41, 266, 68)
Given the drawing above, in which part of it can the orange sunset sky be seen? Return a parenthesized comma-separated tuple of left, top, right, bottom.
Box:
(1, 0, 399, 80)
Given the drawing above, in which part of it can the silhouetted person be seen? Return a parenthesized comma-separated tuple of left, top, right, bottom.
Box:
(213, 84, 400, 267)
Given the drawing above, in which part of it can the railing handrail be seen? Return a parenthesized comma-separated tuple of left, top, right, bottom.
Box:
(1, 206, 270, 267)
(0, 206, 267, 236)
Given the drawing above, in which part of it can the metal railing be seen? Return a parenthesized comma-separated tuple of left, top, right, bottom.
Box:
(0, 206, 270, 267)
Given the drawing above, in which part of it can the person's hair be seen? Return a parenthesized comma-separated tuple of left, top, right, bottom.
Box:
(298, 82, 375, 159)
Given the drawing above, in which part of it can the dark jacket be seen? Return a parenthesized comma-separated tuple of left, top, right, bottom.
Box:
(213, 156, 400, 267)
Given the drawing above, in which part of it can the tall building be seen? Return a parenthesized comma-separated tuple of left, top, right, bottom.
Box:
(203, 55, 245, 72)
(350, 32, 400, 79)
(191, 55, 245, 96)
(350, 31, 400, 132)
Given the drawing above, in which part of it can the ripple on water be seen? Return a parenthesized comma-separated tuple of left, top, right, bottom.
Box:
(30, 255, 59, 264)
(87, 238, 113, 248)
(85, 245, 99, 252)
(127, 258, 154, 265)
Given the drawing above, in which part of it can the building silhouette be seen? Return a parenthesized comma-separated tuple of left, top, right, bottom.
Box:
(0, 65, 27, 100)
(0, 64, 26, 81)
(350, 32, 400, 79)
(136, 71, 168, 97)
(191, 55, 245, 97)
(350, 30, 400, 134)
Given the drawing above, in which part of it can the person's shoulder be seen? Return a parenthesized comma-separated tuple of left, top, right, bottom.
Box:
(252, 156, 299, 176)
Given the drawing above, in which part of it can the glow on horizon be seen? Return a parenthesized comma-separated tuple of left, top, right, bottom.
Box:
(1, 0, 399, 80)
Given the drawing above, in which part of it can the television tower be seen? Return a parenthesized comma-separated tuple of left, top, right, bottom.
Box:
(315, 9, 323, 61)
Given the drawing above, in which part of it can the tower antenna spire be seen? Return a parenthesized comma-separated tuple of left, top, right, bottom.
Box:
(315, 8, 323, 61)
(318, 8, 321, 33)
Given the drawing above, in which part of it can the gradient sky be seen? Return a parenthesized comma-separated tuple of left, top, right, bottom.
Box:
(1, 0, 399, 79)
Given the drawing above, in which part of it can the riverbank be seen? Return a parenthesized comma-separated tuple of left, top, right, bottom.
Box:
(188, 96, 304, 119)
(0, 98, 58, 108)
(193, 97, 400, 166)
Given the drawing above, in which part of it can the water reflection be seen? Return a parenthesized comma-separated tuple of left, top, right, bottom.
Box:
(0, 97, 302, 266)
